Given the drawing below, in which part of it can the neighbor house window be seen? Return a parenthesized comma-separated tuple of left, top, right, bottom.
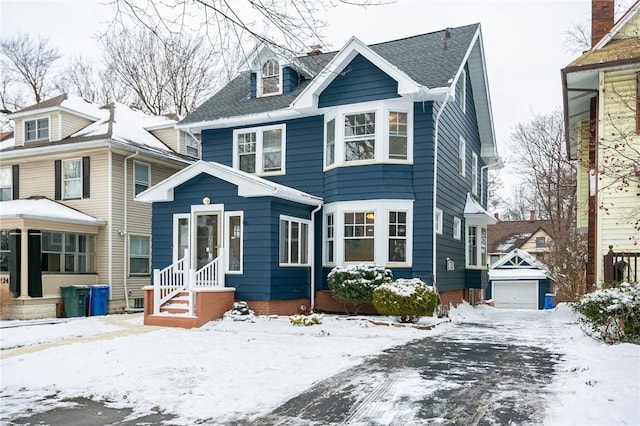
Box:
(388, 111, 407, 160)
(185, 133, 200, 159)
(227, 213, 243, 272)
(41, 231, 96, 273)
(0, 230, 10, 273)
(466, 225, 487, 268)
(24, 117, 49, 142)
(0, 167, 12, 201)
(134, 162, 150, 196)
(453, 217, 462, 240)
(536, 236, 546, 248)
(234, 124, 285, 175)
(388, 211, 407, 263)
(344, 112, 376, 162)
(63, 159, 82, 199)
(280, 216, 310, 266)
(471, 152, 478, 195)
(261, 59, 280, 96)
(435, 208, 443, 235)
(324, 200, 413, 266)
(344, 211, 375, 261)
(129, 235, 150, 275)
(458, 136, 466, 176)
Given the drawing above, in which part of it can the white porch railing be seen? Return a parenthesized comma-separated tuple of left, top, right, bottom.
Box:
(153, 248, 225, 315)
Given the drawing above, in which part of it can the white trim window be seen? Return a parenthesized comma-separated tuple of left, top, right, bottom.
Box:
(62, 159, 82, 200)
(184, 132, 201, 159)
(435, 208, 443, 235)
(458, 136, 466, 176)
(24, 116, 50, 142)
(466, 225, 487, 269)
(0, 166, 12, 201)
(134, 161, 150, 196)
(453, 217, 462, 240)
(459, 68, 466, 114)
(233, 124, 285, 176)
(226, 212, 243, 273)
(280, 215, 310, 266)
(324, 199, 413, 266)
(129, 235, 151, 275)
(173, 214, 190, 262)
(471, 152, 478, 195)
(324, 100, 413, 169)
(260, 59, 281, 96)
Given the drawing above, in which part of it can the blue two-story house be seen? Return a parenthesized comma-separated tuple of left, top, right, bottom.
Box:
(138, 23, 501, 326)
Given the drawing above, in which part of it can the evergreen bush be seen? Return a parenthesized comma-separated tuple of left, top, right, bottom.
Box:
(327, 264, 393, 315)
(571, 282, 640, 344)
(372, 278, 438, 323)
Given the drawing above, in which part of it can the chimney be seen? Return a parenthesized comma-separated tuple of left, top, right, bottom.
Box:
(529, 210, 536, 222)
(494, 212, 500, 221)
(591, 0, 615, 47)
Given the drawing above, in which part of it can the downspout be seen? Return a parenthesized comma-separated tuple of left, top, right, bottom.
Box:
(123, 151, 140, 311)
(309, 202, 323, 312)
(108, 148, 113, 299)
(432, 92, 451, 296)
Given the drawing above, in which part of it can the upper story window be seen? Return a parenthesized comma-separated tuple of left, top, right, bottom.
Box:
(261, 59, 281, 96)
(471, 152, 478, 195)
(63, 159, 82, 200)
(185, 133, 200, 159)
(453, 217, 462, 240)
(0, 166, 12, 201)
(233, 124, 285, 176)
(134, 161, 150, 196)
(435, 208, 443, 235)
(536, 236, 546, 248)
(458, 136, 466, 176)
(324, 100, 413, 169)
(24, 117, 49, 142)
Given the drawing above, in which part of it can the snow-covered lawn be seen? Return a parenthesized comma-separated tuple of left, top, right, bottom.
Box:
(1, 304, 638, 425)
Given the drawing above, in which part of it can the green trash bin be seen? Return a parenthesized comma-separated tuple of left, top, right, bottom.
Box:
(60, 285, 89, 317)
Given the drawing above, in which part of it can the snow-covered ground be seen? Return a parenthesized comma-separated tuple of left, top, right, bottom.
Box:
(1, 304, 638, 425)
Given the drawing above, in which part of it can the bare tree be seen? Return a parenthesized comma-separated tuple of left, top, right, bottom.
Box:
(502, 184, 534, 221)
(0, 32, 61, 105)
(58, 55, 130, 106)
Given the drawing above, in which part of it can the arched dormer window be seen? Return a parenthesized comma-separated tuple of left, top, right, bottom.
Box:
(261, 59, 280, 96)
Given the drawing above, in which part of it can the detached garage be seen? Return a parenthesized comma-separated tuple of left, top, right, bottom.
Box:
(486, 249, 553, 310)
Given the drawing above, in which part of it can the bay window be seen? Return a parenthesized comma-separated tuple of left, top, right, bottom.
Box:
(388, 211, 407, 263)
(388, 111, 408, 160)
(344, 112, 376, 162)
(466, 225, 487, 268)
(234, 124, 285, 175)
(344, 211, 375, 261)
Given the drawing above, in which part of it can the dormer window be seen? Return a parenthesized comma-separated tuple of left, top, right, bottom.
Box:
(24, 117, 49, 142)
(261, 59, 280, 96)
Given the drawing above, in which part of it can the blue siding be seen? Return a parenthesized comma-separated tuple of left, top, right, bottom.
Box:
(318, 54, 400, 108)
(323, 164, 414, 203)
(282, 67, 300, 94)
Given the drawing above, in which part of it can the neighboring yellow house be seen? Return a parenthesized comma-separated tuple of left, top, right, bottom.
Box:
(562, 1, 640, 287)
(0, 94, 195, 319)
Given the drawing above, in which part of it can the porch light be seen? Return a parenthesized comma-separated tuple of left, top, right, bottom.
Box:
(202, 197, 210, 205)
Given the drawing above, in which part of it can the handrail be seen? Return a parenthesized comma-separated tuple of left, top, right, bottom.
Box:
(153, 254, 189, 314)
(603, 245, 639, 285)
(194, 256, 221, 288)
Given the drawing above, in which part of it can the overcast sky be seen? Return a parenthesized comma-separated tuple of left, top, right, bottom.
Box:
(0, 0, 620, 185)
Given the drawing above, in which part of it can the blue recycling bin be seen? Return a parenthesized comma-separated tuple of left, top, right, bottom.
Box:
(544, 293, 555, 310)
(89, 285, 109, 316)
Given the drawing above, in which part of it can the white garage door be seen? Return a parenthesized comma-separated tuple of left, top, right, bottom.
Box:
(492, 280, 538, 309)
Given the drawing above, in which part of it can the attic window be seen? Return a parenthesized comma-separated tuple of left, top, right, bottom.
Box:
(261, 59, 280, 96)
(24, 117, 49, 142)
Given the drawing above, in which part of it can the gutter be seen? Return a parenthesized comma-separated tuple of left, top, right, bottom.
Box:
(123, 151, 140, 312)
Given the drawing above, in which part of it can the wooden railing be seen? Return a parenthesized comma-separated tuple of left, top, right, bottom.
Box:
(603, 245, 639, 285)
(153, 254, 189, 314)
(194, 256, 223, 288)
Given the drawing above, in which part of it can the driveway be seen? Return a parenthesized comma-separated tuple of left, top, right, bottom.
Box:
(8, 310, 562, 426)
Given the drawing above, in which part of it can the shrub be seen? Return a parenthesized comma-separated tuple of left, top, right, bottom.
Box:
(0, 284, 14, 320)
(372, 278, 438, 323)
(289, 313, 323, 326)
(571, 282, 640, 344)
(327, 264, 393, 315)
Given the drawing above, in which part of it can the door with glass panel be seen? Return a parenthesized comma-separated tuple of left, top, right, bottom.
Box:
(194, 212, 220, 269)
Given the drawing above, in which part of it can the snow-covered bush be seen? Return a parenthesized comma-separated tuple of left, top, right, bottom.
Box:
(372, 278, 438, 323)
(327, 264, 393, 315)
(571, 282, 640, 344)
(289, 313, 323, 326)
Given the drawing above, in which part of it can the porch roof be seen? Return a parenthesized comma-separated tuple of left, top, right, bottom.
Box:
(136, 160, 323, 206)
(0, 198, 106, 226)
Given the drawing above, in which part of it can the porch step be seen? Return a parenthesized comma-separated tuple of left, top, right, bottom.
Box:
(159, 292, 191, 315)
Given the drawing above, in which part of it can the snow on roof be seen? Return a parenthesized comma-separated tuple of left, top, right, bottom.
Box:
(0, 136, 15, 151)
(60, 95, 106, 120)
(464, 192, 497, 225)
(0, 199, 105, 226)
(488, 268, 549, 280)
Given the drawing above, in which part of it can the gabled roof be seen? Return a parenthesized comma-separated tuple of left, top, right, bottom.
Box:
(0, 197, 105, 226)
(136, 160, 323, 206)
(9, 93, 105, 120)
(489, 249, 553, 280)
(488, 219, 553, 254)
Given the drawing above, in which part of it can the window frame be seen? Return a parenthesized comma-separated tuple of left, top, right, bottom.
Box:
(435, 208, 443, 235)
(225, 211, 244, 273)
(134, 161, 150, 196)
(0, 230, 10, 273)
(279, 215, 311, 267)
(40, 230, 96, 273)
(323, 199, 413, 267)
(536, 236, 546, 248)
(23, 116, 50, 143)
(62, 158, 83, 200)
(453, 217, 462, 240)
(0, 166, 12, 201)
(129, 235, 151, 276)
(458, 136, 466, 177)
(233, 124, 286, 176)
(259, 59, 282, 97)
(323, 100, 413, 170)
(459, 68, 467, 114)
(465, 224, 487, 269)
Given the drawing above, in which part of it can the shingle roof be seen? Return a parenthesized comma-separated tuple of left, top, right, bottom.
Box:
(181, 24, 478, 125)
(488, 220, 554, 254)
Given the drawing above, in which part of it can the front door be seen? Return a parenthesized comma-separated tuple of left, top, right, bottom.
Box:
(194, 212, 220, 269)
